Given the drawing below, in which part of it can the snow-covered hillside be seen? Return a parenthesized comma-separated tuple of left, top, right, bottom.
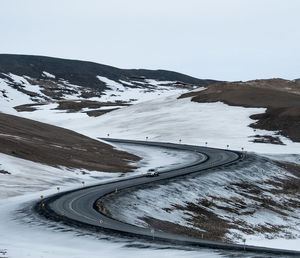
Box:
(2, 71, 299, 156)
(18, 89, 300, 155)
(0, 73, 190, 115)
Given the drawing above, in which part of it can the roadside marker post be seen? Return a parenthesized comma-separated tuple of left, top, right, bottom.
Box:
(226, 144, 229, 149)
(82, 181, 85, 187)
(243, 239, 246, 251)
(179, 139, 182, 143)
(151, 229, 155, 240)
(201, 233, 204, 239)
(40, 195, 44, 199)
(57, 186, 60, 192)
(100, 219, 104, 224)
(205, 142, 208, 147)
(107, 133, 110, 137)
(146, 136, 148, 140)
(115, 188, 118, 193)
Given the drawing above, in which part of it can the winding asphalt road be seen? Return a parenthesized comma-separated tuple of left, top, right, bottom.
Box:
(35, 139, 300, 256)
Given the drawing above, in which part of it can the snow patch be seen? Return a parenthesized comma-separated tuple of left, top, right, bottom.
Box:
(42, 71, 56, 79)
(97, 76, 125, 91)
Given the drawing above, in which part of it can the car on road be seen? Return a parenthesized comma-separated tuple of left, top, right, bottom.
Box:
(145, 168, 159, 177)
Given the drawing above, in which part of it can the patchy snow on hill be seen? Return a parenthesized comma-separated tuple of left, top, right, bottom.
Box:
(103, 154, 300, 251)
(19, 93, 300, 155)
(96, 76, 189, 104)
(0, 76, 34, 107)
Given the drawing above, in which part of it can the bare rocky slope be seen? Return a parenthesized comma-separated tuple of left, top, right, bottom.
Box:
(0, 113, 139, 172)
(0, 54, 216, 91)
(180, 79, 300, 143)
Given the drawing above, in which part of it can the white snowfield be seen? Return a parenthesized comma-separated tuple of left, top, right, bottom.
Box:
(1, 75, 300, 256)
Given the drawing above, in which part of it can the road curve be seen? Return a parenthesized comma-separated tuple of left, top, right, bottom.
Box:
(35, 139, 300, 256)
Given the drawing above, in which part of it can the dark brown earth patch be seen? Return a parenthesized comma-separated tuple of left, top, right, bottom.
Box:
(250, 107, 300, 142)
(14, 103, 47, 112)
(0, 113, 140, 172)
(0, 170, 10, 174)
(172, 202, 234, 242)
(54, 100, 128, 113)
(179, 79, 300, 142)
(249, 135, 284, 145)
(15, 100, 128, 117)
(85, 108, 120, 117)
(141, 216, 208, 240)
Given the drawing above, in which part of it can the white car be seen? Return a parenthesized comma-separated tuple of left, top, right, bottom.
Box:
(145, 168, 159, 177)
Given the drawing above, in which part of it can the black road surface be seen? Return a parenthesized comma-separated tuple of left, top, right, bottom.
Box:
(35, 139, 300, 256)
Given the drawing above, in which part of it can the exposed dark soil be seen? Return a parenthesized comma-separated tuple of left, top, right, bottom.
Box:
(54, 100, 128, 113)
(172, 202, 234, 242)
(14, 103, 47, 112)
(250, 135, 284, 145)
(0, 170, 10, 174)
(180, 79, 300, 142)
(0, 113, 140, 172)
(142, 216, 208, 240)
(85, 108, 120, 117)
(14, 100, 128, 116)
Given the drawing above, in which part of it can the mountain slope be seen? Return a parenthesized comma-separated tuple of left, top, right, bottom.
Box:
(0, 54, 216, 90)
(0, 113, 139, 172)
(180, 79, 300, 142)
